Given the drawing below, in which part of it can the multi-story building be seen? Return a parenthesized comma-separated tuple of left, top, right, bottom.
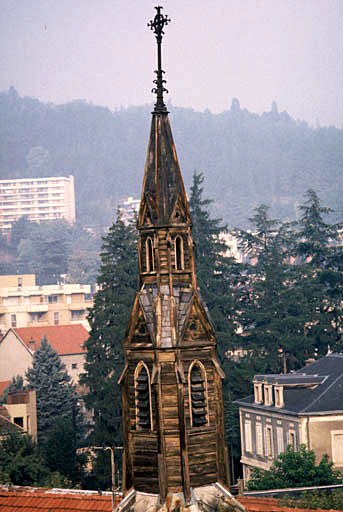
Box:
(117, 196, 140, 225)
(0, 275, 93, 332)
(0, 175, 75, 232)
(236, 354, 343, 485)
(0, 324, 88, 385)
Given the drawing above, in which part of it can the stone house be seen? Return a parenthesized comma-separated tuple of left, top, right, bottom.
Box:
(236, 354, 343, 484)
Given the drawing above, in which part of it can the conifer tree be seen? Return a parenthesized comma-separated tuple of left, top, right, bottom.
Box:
(189, 171, 242, 356)
(295, 189, 343, 352)
(26, 337, 76, 442)
(80, 214, 137, 446)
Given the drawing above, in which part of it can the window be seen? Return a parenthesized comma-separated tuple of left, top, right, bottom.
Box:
(189, 361, 208, 428)
(245, 420, 252, 452)
(331, 431, 343, 465)
(288, 430, 296, 449)
(71, 310, 85, 320)
(256, 422, 264, 455)
(18, 277, 22, 288)
(175, 235, 184, 270)
(54, 312, 59, 325)
(145, 236, 155, 272)
(264, 385, 273, 406)
(254, 383, 263, 404)
(135, 362, 152, 430)
(14, 417, 24, 428)
(48, 295, 58, 303)
(265, 426, 273, 457)
(11, 314, 17, 327)
(277, 426, 284, 454)
(72, 363, 77, 369)
(275, 386, 284, 408)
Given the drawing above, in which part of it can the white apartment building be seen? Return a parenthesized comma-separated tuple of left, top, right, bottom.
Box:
(117, 196, 140, 225)
(0, 275, 93, 332)
(0, 175, 75, 232)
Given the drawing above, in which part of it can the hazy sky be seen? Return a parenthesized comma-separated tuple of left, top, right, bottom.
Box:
(1, 0, 342, 127)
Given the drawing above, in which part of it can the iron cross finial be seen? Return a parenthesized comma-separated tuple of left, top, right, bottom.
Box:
(148, 6, 171, 42)
(148, 6, 171, 114)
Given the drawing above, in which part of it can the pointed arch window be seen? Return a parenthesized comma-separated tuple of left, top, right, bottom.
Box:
(146, 236, 155, 272)
(174, 235, 184, 270)
(189, 361, 208, 428)
(135, 362, 152, 430)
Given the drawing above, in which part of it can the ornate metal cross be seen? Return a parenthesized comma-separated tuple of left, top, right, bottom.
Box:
(148, 6, 171, 113)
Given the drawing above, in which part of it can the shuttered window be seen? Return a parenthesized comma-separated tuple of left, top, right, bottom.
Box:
(277, 426, 284, 454)
(135, 363, 152, 430)
(245, 420, 252, 453)
(256, 422, 263, 455)
(189, 362, 208, 427)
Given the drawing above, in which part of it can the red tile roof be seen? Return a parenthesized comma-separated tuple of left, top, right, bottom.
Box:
(0, 488, 119, 511)
(238, 495, 343, 512)
(14, 325, 88, 355)
(0, 380, 11, 396)
(0, 489, 340, 512)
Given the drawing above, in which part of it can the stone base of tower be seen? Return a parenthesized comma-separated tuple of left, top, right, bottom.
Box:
(115, 482, 247, 512)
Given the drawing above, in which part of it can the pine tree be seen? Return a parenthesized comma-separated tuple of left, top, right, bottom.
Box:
(189, 171, 244, 479)
(80, 215, 137, 446)
(189, 171, 242, 356)
(26, 337, 76, 442)
(296, 189, 343, 353)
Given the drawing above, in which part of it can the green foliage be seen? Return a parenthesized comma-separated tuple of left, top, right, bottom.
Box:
(26, 337, 77, 442)
(43, 417, 80, 484)
(0, 432, 49, 486)
(0, 431, 74, 488)
(81, 215, 137, 446)
(247, 445, 343, 490)
(10, 217, 72, 284)
(279, 490, 343, 510)
(189, 171, 242, 356)
(1, 375, 24, 404)
(1, 88, 343, 231)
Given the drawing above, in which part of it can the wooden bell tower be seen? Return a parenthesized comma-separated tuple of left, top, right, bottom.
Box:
(118, 6, 230, 507)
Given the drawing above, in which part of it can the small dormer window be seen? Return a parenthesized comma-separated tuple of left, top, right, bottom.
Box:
(254, 383, 263, 404)
(264, 384, 273, 406)
(175, 235, 184, 270)
(275, 386, 284, 408)
(146, 237, 155, 272)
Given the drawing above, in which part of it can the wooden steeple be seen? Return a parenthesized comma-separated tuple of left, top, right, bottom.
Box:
(118, 6, 230, 508)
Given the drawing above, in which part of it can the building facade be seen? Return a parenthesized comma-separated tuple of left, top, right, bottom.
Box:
(0, 275, 93, 332)
(0, 175, 75, 232)
(0, 325, 88, 385)
(236, 354, 343, 485)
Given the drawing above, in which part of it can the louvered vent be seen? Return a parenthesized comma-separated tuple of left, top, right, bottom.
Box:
(136, 366, 151, 429)
(190, 364, 207, 427)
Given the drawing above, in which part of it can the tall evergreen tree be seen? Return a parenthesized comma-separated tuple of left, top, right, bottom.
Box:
(236, 205, 309, 371)
(26, 337, 77, 442)
(80, 215, 137, 446)
(189, 171, 242, 355)
(295, 189, 343, 352)
(189, 171, 244, 478)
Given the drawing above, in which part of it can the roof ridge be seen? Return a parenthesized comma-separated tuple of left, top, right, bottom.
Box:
(301, 373, 343, 413)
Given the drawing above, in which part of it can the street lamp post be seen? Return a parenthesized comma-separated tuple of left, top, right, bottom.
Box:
(93, 446, 123, 511)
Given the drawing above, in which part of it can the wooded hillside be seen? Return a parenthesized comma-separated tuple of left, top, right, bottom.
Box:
(1, 87, 342, 228)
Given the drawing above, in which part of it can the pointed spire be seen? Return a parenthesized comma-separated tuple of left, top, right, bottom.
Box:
(148, 6, 171, 114)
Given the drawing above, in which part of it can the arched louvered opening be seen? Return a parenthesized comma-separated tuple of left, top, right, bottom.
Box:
(135, 362, 152, 430)
(146, 236, 155, 272)
(175, 235, 184, 270)
(189, 361, 208, 428)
